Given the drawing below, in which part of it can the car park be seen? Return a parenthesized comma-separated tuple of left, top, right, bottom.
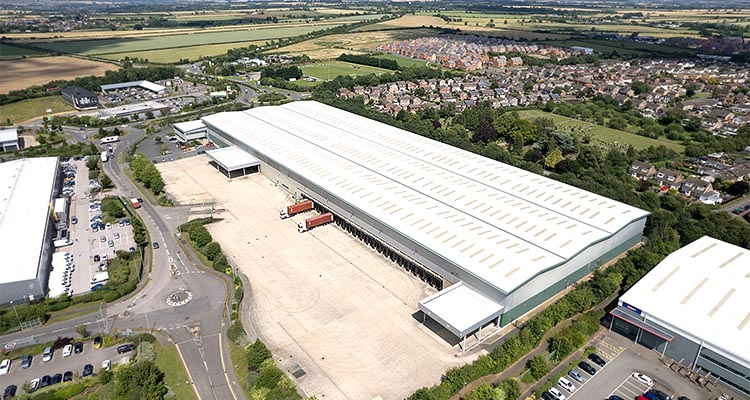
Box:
(74, 342, 84, 354)
(63, 371, 73, 382)
(632, 372, 654, 386)
(63, 344, 73, 357)
(21, 354, 32, 369)
(42, 346, 53, 362)
(558, 376, 576, 393)
(578, 361, 596, 375)
(82, 364, 94, 377)
(588, 353, 607, 367)
(546, 387, 566, 400)
(3, 385, 16, 399)
(0, 359, 10, 375)
(94, 336, 103, 349)
(567, 369, 584, 383)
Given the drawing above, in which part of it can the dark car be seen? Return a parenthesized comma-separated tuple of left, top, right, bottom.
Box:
(74, 342, 84, 354)
(117, 343, 136, 354)
(3, 385, 17, 399)
(152, 242, 160, 249)
(40, 375, 51, 388)
(643, 394, 659, 400)
(647, 389, 672, 400)
(91, 283, 104, 291)
(609, 396, 624, 400)
(21, 354, 32, 369)
(51, 373, 63, 385)
(541, 391, 556, 400)
(588, 353, 607, 367)
(578, 361, 597, 375)
(94, 254, 100, 262)
(71, 216, 78, 224)
(82, 364, 94, 377)
(677, 397, 690, 400)
(63, 371, 73, 382)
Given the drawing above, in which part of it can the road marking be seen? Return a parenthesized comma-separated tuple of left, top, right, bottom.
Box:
(52, 328, 66, 333)
(175, 343, 202, 400)
(567, 347, 625, 399)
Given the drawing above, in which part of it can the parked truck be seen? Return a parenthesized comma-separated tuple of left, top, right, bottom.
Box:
(100, 151, 109, 163)
(280, 200, 314, 219)
(298, 212, 333, 233)
(130, 198, 141, 209)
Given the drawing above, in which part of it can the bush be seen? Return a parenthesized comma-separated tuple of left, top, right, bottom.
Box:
(137, 341, 156, 363)
(246, 339, 272, 370)
(203, 242, 223, 261)
(527, 355, 550, 380)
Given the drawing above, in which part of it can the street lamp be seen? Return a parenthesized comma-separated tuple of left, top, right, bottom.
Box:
(9, 301, 21, 328)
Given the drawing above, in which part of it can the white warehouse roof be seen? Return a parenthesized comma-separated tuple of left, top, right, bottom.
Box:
(0, 157, 58, 284)
(206, 146, 260, 171)
(174, 120, 206, 134)
(620, 236, 750, 366)
(202, 101, 648, 295)
(101, 80, 166, 93)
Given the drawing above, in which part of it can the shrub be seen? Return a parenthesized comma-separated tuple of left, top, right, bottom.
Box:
(246, 339, 272, 370)
(527, 355, 550, 380)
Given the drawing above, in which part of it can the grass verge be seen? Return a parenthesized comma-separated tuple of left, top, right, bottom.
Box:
(155, 343, 197, 400)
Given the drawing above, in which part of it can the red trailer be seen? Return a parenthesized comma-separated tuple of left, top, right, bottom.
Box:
(280, 200, 314, 219)
(298, 212, 333, 232)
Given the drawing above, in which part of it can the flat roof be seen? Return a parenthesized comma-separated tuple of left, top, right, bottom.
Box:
(0, 157, 58, 284)
(206, 146, 260, 171)
(619, 236, 750, 366)
(0, 127, 18, 143)
(174, 120, 206, 133)
(419, 282, 504, 338)
(101, 80, 166, 93)
(202, 101, 648, 294)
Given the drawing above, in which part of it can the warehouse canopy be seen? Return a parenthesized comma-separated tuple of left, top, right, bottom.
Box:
(419, 282, 504, 340)
(205, 146, 260, 178)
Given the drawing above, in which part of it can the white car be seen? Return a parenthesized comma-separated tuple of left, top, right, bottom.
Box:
(102, 359, 111, 371)
(547, 387, 566, 400)
(29, 378, 40, 392)
(0, 359, 10, 375)
(632, 372, 654, 386)
(62, 344, 73, 357)
(558, 376, 576, 393)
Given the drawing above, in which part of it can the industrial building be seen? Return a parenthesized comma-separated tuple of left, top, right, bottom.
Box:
(100, 80, 167, 95)
(61, 86, 99, 110)
(201, 101, 649, 349)
(0, 127, 20, 151)
(205, 146, 260, 178)
(611, 236, 750, 396)
(173, 120, 208, 143)
(0, 157, 60, 305)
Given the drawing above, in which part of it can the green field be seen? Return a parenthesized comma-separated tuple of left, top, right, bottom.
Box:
(542, 38, 697, 56)
(0, 42, 44, 57)
(375, 53, 427, 68)
(155, 343, 197, 400)
(26, 24, 346, 56)
(0, 96, 75, 125)
(517, 109, 685, 152)
(302, 60, 392, 81)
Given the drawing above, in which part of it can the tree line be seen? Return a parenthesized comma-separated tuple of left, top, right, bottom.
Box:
(128, 153, 165, 195)
(337, 53, 400, 70)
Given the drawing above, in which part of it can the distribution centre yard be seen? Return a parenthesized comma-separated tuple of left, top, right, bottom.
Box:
(0, 56, 117, 93)
(157, 156, 470, 400)
(0, 96, 75, 125)
(517, 109, 685, 152)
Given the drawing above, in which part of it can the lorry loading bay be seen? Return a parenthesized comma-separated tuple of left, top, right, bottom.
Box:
(157, 157, 469, 400)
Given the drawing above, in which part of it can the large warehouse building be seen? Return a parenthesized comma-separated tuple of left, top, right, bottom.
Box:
(201, 101, 649, 348)
(0, 157, 60, 305)
(611, 236, 749, 396)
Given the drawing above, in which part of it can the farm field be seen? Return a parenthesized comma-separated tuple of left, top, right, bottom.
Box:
(270, 28, 436, 59)
(301, 60, 392, 81)
(0, 96, 76, 125)
(541, 38, 697, 56)
(26, 24, 348, 57)
(0, 56, 117, 93)
(517, 109, 685, 152)
(0, 42, 45, 58)
(375, 53, 427, 68)
(101, 40, 268, 63)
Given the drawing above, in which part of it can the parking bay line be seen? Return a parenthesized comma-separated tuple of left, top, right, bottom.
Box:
(567, 351, 626, 400)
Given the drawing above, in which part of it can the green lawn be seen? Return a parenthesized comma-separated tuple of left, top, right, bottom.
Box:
(302, 60, 391, 81)
(517, 109, 685, 152)
(155, 343, 197, 400)
(26, 24, 346, 56)
(0, 42, 45, 57)
(228, 339, 251, 400)
(374, 53, 427, 68)
(0, 96, 75, 125)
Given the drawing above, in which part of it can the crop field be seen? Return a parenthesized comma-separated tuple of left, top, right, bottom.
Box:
(0, 96, 76, 125)
(0, 42, 45, 58)
(542, 39, 697, 56)
(517, 110, 685, 152)
(271, 28, 436, 60)
(0, 56, 117, 93)
(101, 40, 268, 63)
(375, 53, 427, 68)
(26, 24, 347, 57)
(301, 60, 391, 81)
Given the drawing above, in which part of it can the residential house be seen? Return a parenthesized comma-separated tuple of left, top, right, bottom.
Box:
(679, 177, 712, 198)
(655, 168, 683, 189)
(629, 161, 656, 180)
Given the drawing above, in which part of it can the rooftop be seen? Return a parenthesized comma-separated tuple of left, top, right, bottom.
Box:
(205, 146, 260, 171)
(0, 127, 18, 143)
(101, 80, 166, 93)
(174, 120, 206, 133)
(419, 281, 504, 338)
(619, 236, 750, 366)
(202, 101, 648, 295)
(0, 158, 58, 284)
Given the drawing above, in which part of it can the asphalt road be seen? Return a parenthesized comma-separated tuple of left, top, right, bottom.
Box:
(2, 126, 244, 400)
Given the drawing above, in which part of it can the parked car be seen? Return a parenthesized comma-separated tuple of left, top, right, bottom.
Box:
(588, 353, 607, 367)
(0, 359, 10, 375)
(74, 342, 84, 354)
(62, 344, 73, 357)
(633, 372, 654, 386)
(94, 336, 103, 349)
(21, 354, 32, 369)
(118, 220, 125, 227)
(114, 232, 120, 240)
(106, 223, 112, 230)
(546, 387, 566, 400)
(42, 346, 53, 362)
(91, 283, 105, 291)
(40, 375, 51, 388)
(29, 378, 40, 392)
(108, 240, 114, 247)
(102, 254, 108, 262)
(82, 364, 94, 377)
(94, 254, 100, 262)
(152, 242, 160, 249)
(99, 236, 106, 243)
(3, 385, 16, 399)
(117, 343, 136, 354)
(541, 391, 556, 400)
(63, 371, 73, 382)
(102, 359, 111, 371)
(51, 373, 62, 385)
(558, 376, 576, 393)
(647, 388, 672, 400)
(567, 369, 584, 383)
(129, 246, 136, 252)
(71, 216, 78, 224)
(609, 396, 624, 400)
(578, 361, 596, 375)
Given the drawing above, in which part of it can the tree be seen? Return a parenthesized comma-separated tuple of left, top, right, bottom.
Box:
(246, 339, 272, 370)
(631, 81, 651, 95)
(726, 181, 750, 196)
(114, 361, 167, 400)
(466, 383, 504, 400)
(203, 242, 223, 261)
(87, 156, 100, 170)
(76, 324, 88, 337)
(101, 173, 114, 189)
(526, 354, 550, 380)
